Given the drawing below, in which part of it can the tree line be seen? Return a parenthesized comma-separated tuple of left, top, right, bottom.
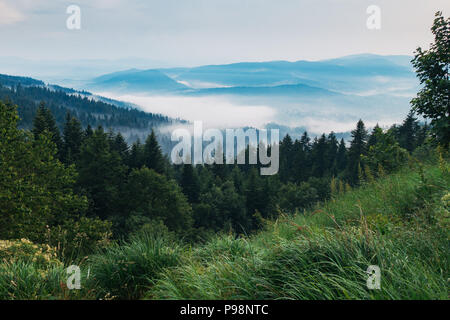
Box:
(0, 78, 177, 147)
(0, 98, 432, 257)
(0, 11, 447, 258)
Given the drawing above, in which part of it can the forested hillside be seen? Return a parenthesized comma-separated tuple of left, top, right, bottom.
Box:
(0, 98, 433, 243)
(0, 12, 448, 301)
(1, 97, 448, 299)
(0, 74, 178, 145)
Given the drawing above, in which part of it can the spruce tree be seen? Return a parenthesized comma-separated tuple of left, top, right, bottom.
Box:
(279, 134, 294, 182)
(336, 138, 348, 173)
(300, 131, 312, 178)
(32, 102, 63, 154)
(368, 124, 382, 148)
(84, 124, 94, 139)
(300, 131, 311, 152)
(398, 111, 420, 152)
(230, 166, 245, 194)
(326, 132, 339, 175)
(347, 119, 368, 184)
(311, 134, 328, 177)
(0, 101, 87, 241)
(111, 132, 130, 163)
(143, 129, 165, 174)
(77, 126, 126, 219)
(180, 164, 200, 204)
(62, 112, 83, 164)
(245, 168, 264, 220)
(291, 139, 306, 183)
(129, 139, 144, 169)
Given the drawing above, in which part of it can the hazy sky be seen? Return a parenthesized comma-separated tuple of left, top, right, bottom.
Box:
(0, 0, 449, 66)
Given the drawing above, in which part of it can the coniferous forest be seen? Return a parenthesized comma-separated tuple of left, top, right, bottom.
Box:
(0, 11, 448, 301)
(0, 75, 179, 152)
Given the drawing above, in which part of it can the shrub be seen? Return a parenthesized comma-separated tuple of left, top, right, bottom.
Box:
(0, 238, 61, 269)
(48, 217, 112, 261)
(87, 231, 183, 299)
(0, 239, 94, 300)
(0, 261, 64, 300)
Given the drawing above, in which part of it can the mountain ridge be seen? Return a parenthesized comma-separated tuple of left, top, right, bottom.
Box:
(88, 54, 416, 95)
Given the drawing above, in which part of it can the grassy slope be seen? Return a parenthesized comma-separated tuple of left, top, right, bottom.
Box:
(1, 159, 449, 300)
(144, 160, 449, 300)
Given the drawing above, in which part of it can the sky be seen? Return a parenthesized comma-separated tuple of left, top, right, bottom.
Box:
(0, 0, 449, 67)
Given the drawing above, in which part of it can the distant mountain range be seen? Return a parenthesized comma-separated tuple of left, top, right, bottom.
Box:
(0, 54, 420, 137)
(87, 54, 418, 97)
(82, 54, 419, 135)
(91, 69, 188, 93)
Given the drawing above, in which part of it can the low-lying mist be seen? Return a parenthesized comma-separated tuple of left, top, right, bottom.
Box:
(94, 92, 277, 129)
(95, 90, 413, 137)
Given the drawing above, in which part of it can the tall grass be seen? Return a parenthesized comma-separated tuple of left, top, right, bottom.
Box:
(148, 224, 448, 300)
(146, 161, 449, 300)
(0, 261, 95, 300)
(1, 160, 448, 300)
(86, 232, 183, 299)
(0, 261, 64, 300)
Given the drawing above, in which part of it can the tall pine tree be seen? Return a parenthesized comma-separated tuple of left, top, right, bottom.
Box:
(62, 112, 83, 164)
(180, 164, 200, 204)
(347, 119, 368, 184)
(32, 102, 63, 156)
(398, 111, 420, 152)
(143, 129, 165, 174)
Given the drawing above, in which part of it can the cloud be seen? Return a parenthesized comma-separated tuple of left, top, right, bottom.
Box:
(92, 90, 411, 135)
(2, 0, 450, 63)
(82, 0, 128, 10)
(94, 92, 277, 129)
(0, 1, 25, 25)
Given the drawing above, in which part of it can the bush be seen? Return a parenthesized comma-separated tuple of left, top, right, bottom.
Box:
(0, 239, 94, 300)
(86, 231, 183, 299)
(279, 182, 318, 213)
(0, 261, 64, 300)
(0, 238, 61, 269)
(48, 217, 112, 261)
